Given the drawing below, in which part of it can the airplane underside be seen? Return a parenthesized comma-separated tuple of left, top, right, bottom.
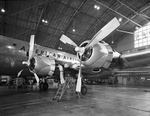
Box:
(0, 56, 88, 95)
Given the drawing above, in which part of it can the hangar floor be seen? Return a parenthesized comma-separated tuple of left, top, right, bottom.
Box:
(0, 85, 150, 116)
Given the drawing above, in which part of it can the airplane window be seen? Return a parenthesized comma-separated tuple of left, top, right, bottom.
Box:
(41, 50, 44, 55)
(47, 51, 49, 56)
(49, 52, 52, 56)
(53, 53, 56, 57)
(13, 43, 16, 46)
(45, 51, 47, 56)
(58, 54, 60, 58)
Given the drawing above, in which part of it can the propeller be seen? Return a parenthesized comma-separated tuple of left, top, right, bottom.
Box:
(17, 35, 35, 77)
(60, 17, 120, 54)
(60, 35, 84, 92)
(17, 35, 41, 88)
(60, 17, 120, 93)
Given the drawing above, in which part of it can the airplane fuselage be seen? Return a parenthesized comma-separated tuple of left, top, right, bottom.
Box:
(1, 35, 150, 78)
(0, 35, 79, 76)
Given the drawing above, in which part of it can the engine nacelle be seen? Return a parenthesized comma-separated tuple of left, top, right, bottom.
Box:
(30, 56, 55, 76)
(79, 41, 114, 69)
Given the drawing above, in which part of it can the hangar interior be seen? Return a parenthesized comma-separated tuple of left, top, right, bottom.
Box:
(1, 1, 150, 116)
(0, 0, 150, 86)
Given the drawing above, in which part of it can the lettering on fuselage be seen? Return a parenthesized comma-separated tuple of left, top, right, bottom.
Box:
(19, 46, 77, 62)
(35, 48, 51, 57)
(20, 46, 26, 51)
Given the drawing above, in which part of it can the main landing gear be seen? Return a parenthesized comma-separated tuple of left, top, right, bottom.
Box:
(81, 85, 87, 95)
(39, 79, 49, 91)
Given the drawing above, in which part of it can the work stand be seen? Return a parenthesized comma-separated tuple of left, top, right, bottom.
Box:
(52, 76, 80, 102)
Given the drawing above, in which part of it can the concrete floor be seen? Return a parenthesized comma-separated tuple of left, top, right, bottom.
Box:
(0, 85, 150, 116)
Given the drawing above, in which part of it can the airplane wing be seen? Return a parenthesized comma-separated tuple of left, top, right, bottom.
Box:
(114, 70, 149, 73)
(114, 70, 150, 76)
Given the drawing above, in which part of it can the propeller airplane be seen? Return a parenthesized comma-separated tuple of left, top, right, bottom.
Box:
(0, 17, 150, 95)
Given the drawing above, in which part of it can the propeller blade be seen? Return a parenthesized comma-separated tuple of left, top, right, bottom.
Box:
(30, 70, 39, 86)
(76, 57, 82, 92)
(17, 69, 24, 77)
(60, 34, 78, 48)
(28, 35, 35, 61)
(17, 66, 28, 77)
(85, 17, 120, 48)
(33, 72, 39, 84)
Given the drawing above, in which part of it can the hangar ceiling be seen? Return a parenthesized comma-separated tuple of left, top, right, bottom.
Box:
(0, 0, 150, 54)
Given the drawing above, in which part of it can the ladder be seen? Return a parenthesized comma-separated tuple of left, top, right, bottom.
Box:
(52, 76, 80, 101)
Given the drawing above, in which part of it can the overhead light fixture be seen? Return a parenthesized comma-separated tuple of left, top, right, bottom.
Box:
(94, 5, 100, 10)
(94, 5, 97, 9)
(45, 20, 48, 23)
(42, 19, 48, 24)
(97, 6, 100, 10)
(118, 18, 122, 22)
(73, 29, 75, 32)
(42, 19, 45, 22)
(1, 8, 5, 13)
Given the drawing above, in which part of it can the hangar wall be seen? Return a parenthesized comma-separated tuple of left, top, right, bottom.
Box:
(114, 34, 150, 86)
(115, 34, 134, 52)
(117, 76, 150, 86)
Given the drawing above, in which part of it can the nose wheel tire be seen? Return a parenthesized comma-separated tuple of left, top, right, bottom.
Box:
(81, 85, 87, 95)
